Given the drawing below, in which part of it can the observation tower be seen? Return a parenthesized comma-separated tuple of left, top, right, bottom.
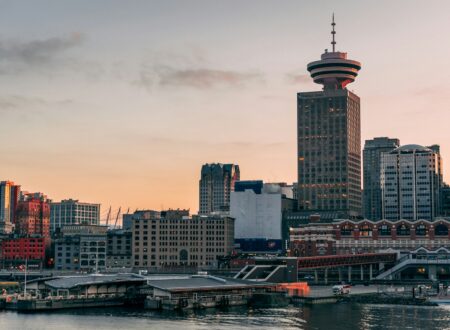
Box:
(297, 15, 363, 219)
(306, 14, 361, 90)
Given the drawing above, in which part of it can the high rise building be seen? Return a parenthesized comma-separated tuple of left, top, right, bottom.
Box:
(199, 163, 240, 214)
(381, 144, 443, 221)
(441, 184, 450, 217)
(0, 181, 20, 234)
(15, 198, 51, 239)
(297, 16, 362, 219)
(363, 137, 400, 220)
(50, 199, 100, 232)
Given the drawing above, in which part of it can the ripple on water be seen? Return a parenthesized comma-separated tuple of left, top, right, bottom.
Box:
(1, 304, 450, 330)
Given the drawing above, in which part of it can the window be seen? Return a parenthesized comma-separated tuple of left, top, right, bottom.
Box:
(415, 224, 427, 236)
(396, 224, 410, 236)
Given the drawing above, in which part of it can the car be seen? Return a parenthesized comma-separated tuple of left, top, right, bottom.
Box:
(333, 284, 351, 295)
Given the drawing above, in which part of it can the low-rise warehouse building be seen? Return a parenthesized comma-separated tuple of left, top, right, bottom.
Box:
(142, 274, 276, 310)
(26, 274, 146, 298)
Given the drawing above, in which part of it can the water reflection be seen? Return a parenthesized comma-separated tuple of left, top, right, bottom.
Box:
(0, 304, 450, 330)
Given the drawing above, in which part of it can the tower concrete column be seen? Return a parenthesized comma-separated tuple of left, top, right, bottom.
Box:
(348, 266, 352, 282)
(360, 265, 364, 281)
(338, 268, 343, 282)
(314, 269, 319, 284)
(324, 268, 328, 285)
(369, 264, 373, 280)
(429, 265, 437, 281)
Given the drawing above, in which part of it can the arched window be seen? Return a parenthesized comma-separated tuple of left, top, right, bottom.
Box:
(396, 224, 410, 236)
(435, 224, 449, 236)
(415, 224, 427, 236)
(360, 224, 372, 237)
(379, 224, 391, 236)
(340, 224, 353, 236)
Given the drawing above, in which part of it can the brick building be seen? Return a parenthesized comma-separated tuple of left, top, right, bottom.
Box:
(15, 198, 50, 240)
(0, 237, 46, 268)
(289, 218, 450, 256)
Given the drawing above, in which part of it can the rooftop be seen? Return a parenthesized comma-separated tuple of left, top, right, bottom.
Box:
(391, 144, 432, 153)
(31, 273, 145, 289)
(145, 275, 273, 292)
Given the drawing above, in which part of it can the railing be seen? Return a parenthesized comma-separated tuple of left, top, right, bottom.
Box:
(376, 254, 450, 280)
(297, 253, 397, 269)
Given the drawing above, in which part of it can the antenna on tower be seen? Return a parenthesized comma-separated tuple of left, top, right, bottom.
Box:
(331, 13, 336, 52)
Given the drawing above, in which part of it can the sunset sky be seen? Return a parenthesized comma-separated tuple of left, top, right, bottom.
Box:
(1, 1, 449, 218)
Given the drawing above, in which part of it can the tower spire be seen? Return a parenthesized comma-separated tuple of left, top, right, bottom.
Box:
(331, 13, 336, 52)
(307, 15, 361, 89)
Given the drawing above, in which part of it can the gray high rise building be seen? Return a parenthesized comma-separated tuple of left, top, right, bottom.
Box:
(297, 16, 362, 219)
(381, 144, 443, 221)
(441, 184, 450, 217)
(199, 163, 240, 214)
(363, 137, 400, 220)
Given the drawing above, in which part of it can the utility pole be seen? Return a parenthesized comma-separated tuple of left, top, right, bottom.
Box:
(23, 258, 28, 298)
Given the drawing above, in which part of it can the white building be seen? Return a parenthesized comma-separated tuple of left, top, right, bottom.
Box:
(50, 199, 100, 232)
(381, 144, 442, 221)
(230, 182, 283, 240)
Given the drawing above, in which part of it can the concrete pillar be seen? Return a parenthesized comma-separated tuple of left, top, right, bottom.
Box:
(324, 268, 328, 285)
(369, 264, 373, 280)
(348, 266, 352, 282)
(429, 265, 437, 281)
(338, 268, 343, 282)
(361, 265, 364, 281)
(314, 269, 318, 284)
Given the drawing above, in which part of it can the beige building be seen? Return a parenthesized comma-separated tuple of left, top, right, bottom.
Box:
(131, 211, 234, 269)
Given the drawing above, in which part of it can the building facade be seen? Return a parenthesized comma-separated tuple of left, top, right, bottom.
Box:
(15, 198, 50, 240)
(289, 218, 450, 256)
(381, 144, 442, 221)
(54, 225, 107, 272)
(231, 181, 297, 252)
(50, 199, 100, 232)
(297, 19, 362, 219)
(199, 163, 240, 214)
(288, 223, 336, 257)
(131, 211, 234, 269)
(0, 181, 20, 234)
(0, 237, 46, 268)
(363, 137, 400, 220)
(440, 184, 450, 217)
(107, 229, 132, 268)
(231, 181, 282, 240)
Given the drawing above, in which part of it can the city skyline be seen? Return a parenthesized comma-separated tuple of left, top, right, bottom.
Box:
(1, 1, 449, 213)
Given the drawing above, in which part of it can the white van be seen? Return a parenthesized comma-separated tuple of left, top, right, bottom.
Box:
(332, 285, 351, 295)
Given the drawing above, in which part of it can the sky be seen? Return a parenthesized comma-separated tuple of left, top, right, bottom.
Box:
(0, 0, 449, 218)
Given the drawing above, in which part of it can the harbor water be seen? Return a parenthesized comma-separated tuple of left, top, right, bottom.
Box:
(1, 303, 450, 330)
